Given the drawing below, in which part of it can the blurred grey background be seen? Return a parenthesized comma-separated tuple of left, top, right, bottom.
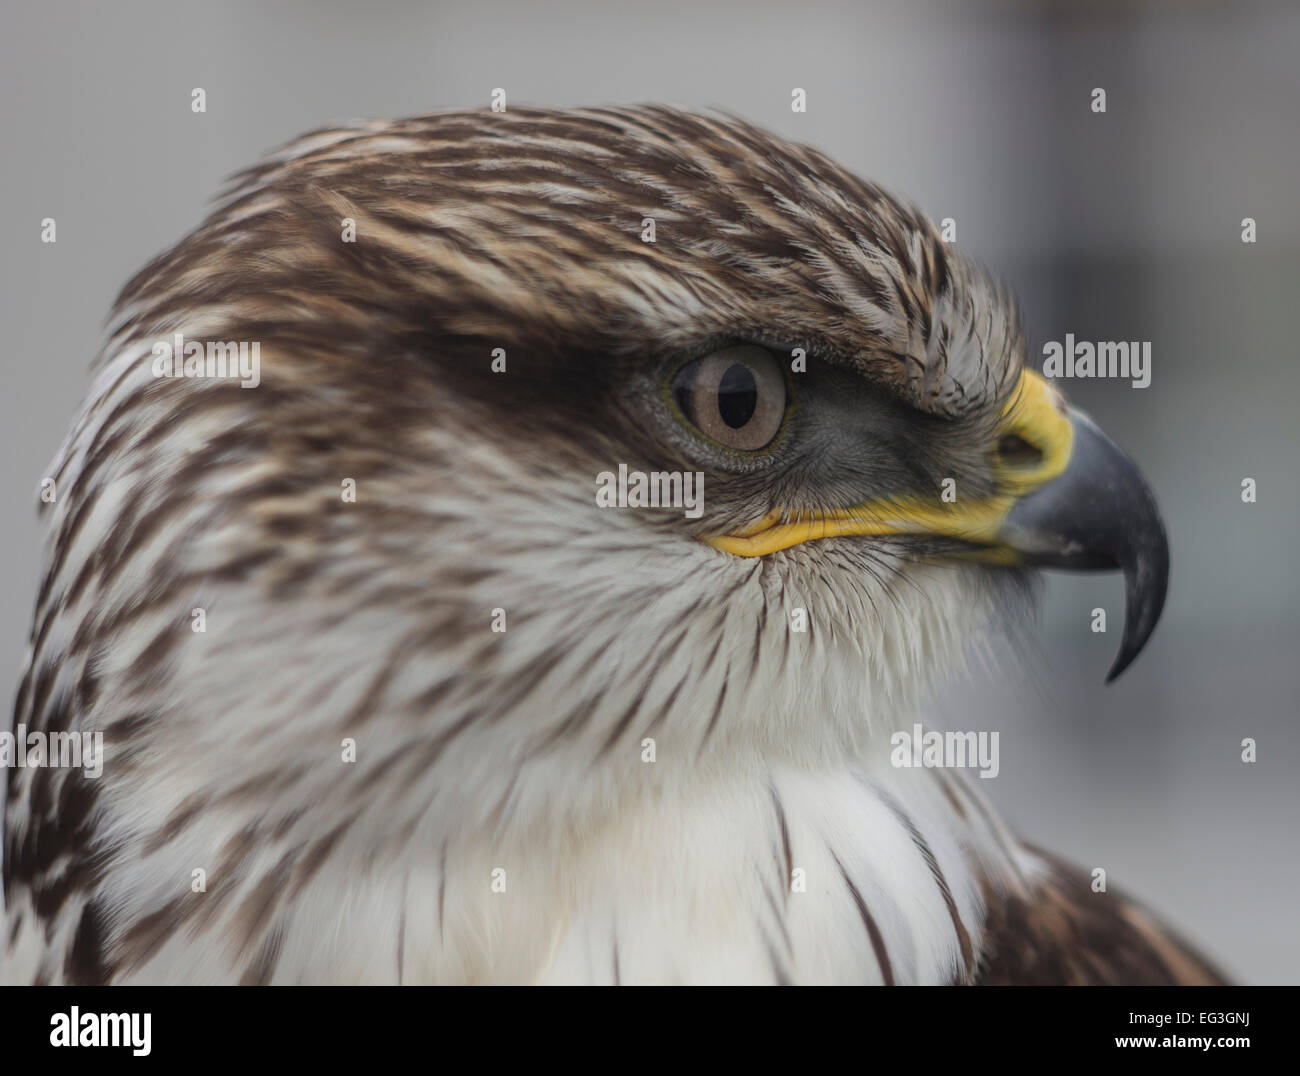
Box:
(1, 0, 1296, 982)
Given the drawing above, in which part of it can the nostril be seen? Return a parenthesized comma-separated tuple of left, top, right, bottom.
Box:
(996, 433, 1044, 467)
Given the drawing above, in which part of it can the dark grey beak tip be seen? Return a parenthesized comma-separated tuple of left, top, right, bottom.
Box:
(1092, 417, 1170, 684)
(1105, 534, 1170, 683)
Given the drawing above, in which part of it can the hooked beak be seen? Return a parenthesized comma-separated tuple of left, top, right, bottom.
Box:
(994, 406, 1169, 681)
(706, 370, 1169, 682)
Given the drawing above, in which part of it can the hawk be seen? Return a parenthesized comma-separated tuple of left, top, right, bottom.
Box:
(3, 106, 1223, 985)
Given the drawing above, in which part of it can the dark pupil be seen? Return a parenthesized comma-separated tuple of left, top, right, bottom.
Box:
(716, 364, 758, 428)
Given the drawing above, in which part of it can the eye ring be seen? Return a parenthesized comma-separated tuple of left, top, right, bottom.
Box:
(669, 345, 789, 452)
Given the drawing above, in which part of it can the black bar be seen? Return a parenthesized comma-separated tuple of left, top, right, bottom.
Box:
(0, 985, 1283, 1063)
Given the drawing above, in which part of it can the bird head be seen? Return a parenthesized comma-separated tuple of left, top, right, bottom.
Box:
(46, 106, 1167, 838)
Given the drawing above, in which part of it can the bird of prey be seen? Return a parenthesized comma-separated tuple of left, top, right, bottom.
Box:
(3, 106, 1222, 985)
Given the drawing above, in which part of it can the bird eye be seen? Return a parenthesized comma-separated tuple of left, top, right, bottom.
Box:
(670, 345, 788, 452)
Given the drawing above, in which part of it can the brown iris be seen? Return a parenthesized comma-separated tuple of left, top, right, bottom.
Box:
(670, 345, 787, 451)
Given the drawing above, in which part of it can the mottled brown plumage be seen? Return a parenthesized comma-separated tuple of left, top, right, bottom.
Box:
(3, 106, 1217, 985)
(976, 850, 1225, 985)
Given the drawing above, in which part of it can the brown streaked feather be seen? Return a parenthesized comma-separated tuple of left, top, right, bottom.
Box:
(974, 849, 1227, 986)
